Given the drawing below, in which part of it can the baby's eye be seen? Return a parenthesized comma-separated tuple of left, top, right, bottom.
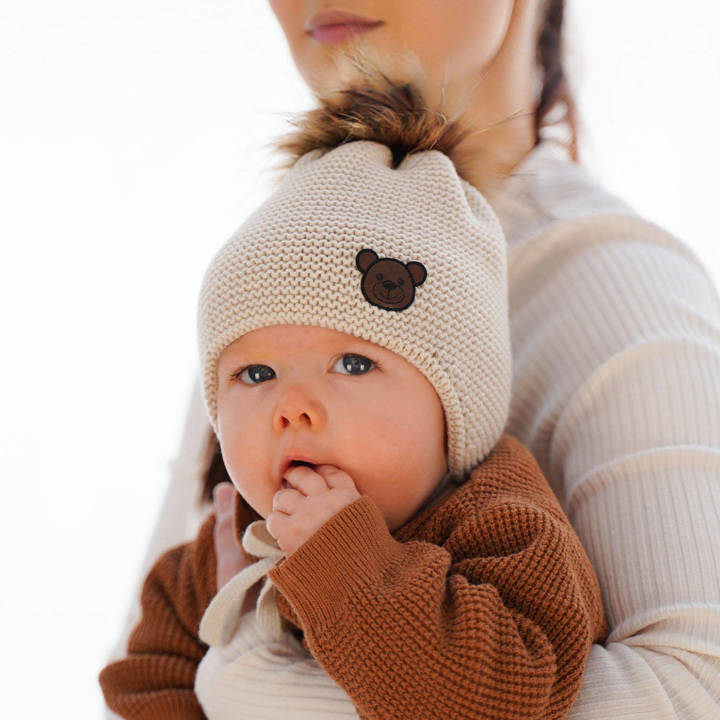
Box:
(235, 365, 276, 385)
(332, 354, 375, 376)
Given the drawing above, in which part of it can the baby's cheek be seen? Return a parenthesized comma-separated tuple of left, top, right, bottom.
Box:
(361, 409, 408, 448)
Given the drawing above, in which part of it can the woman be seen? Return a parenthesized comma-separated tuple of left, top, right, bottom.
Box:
(105, 1, 720, 717)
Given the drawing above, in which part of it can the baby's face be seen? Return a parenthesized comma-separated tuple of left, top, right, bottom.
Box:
(216, 324, 448, 532)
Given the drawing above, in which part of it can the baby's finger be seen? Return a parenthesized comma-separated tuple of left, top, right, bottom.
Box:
(283, 464, 328, 495)
(212, 481, 235, 515)
(213, 486, 254, 588)
(272, 487, 303, 514)
(314, 464, 357, 491)
(213, 504, 236, 555)
(265, 509, 289, 543)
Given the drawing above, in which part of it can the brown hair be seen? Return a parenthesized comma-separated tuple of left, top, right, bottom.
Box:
(199, 0, 577, 504)
(536, 0, 579, 161)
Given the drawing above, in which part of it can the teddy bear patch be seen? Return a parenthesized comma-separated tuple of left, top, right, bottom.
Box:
(355, 248, 427, 312)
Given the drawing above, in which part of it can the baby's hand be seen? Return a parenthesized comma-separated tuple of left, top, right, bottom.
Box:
(266, 464, 361, 556)
(213, 482, 262, 612)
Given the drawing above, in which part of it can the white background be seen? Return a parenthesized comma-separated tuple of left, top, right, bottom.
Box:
(1, 1, 718, 717)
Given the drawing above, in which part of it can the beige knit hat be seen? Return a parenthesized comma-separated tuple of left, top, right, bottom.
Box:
(197, 135, 511, 480)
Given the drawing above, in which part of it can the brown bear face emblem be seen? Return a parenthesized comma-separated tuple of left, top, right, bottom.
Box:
(355, 248, 427, 312)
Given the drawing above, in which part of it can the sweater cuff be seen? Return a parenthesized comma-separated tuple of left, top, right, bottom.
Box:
(267, 495, 402, 631)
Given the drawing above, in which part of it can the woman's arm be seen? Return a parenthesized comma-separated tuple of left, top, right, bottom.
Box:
(505, 211, 720, 718)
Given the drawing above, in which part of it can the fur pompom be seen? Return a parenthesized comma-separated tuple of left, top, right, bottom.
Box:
(266, 48, 474, 181)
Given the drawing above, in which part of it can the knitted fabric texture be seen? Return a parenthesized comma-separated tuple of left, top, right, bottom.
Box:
(99, 434, 608, 720)
(197, 140, 511, 478)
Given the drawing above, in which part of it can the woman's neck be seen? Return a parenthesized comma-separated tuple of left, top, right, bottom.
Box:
(421, 0, 543, 205)
(456, 123, 537, 205)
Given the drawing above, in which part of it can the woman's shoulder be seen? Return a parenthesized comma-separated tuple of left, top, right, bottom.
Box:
(490, 140, 638, 248)
(491, 140, 715, 289)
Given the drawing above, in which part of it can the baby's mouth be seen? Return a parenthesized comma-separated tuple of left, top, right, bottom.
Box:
(289, 460, 314, 468)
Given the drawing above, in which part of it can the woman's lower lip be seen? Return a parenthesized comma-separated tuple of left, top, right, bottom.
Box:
(310, 22, 383, 44)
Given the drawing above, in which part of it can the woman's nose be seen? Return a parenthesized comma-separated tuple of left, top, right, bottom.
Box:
(272, 385, 327, 432)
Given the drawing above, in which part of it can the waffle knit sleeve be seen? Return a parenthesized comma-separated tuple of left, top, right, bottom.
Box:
(267, 437, 607, 720)
(98, 512, 218, 720)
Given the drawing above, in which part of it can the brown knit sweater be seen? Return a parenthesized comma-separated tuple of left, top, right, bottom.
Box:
(99, 434, 607, 719)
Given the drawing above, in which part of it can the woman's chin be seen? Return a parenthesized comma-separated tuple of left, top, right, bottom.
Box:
(300, 39, 427, 97)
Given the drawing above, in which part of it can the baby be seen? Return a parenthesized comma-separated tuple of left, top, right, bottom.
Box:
(99, 79, 607, 720)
